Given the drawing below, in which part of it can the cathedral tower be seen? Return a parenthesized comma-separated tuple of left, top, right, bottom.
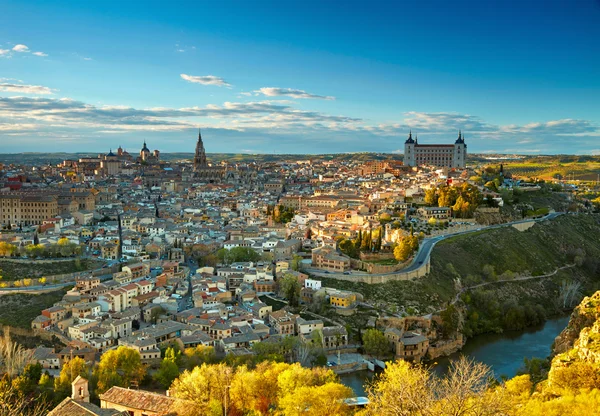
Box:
(194, 129, 208, 172)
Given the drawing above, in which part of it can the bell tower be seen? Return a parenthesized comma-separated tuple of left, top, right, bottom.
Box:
(194, 128, 208, 172)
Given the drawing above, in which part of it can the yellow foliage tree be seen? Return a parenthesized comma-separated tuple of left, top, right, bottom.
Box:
(0, 242, 17, 257)
(94, 346, 146, 394)
(278, 382, 353, 416)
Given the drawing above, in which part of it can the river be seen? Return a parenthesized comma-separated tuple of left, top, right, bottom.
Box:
(339, 315, 570, 397)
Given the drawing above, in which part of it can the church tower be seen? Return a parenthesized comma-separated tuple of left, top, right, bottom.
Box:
(194, 129, 208, 172)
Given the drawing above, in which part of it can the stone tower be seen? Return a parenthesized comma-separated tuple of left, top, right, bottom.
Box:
(453, 130, 467, 168)
(194, 129, 208, 172)
(403, 130, 415, 166)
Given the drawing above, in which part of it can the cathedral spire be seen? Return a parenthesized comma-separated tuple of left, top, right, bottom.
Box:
(194, 128, 208, 171)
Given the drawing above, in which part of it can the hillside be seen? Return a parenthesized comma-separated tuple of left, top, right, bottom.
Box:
(323, 215, 600, 331)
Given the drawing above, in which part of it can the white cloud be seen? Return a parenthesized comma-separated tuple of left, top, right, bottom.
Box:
(32, 51, 48, 57)
(12, 44, 29, 52)
(254, 87, 335, 100)
(0, 49, 10, 56)
(0, 83, 56, 95)
(180, 74, 231, 87)
(83, 57, 92, 61)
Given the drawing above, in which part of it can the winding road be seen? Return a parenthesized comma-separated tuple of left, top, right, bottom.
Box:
(305, 212, 563, 279)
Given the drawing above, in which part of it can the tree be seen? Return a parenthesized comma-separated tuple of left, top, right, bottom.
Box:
(0, 242, 17, 257)
(0, 328, 33, 378)
(279, 273, 301, 307)
(365, 357, 503, 416)
(379, 213, 392, 224)
(394, 235, 418, 262)
(365, 360, 435, 416)
(154, 357, 180, 389)
(169, 363, 235, 416)
(183, 345, 216, 369)
(54, 357, 89, 400)
(339, 238, 359, 259)
(277, 382, 353, 416)
(95, 346, 146, 393)
(216, 246, 261, 265)
(0, 379, 51, 416)
(362, 329, 391, 359)
(291, 254, 302, 271)
(425, 188, 438, 206)
(440, 304, 460, 337)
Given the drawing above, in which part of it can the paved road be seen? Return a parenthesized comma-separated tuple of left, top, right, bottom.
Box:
(306, 212, 563, 279)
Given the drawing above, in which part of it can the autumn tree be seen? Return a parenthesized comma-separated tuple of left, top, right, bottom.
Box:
(278, 382, 353, 416)
(183, 345, 217, 369)
(425, 188, 438, 206)
(95, 346, 146, 393)
(54, 357, 89, 400)
(364, 359, 435, 415)
(169, 363, 235, 416)
(394, 235, 418, 262)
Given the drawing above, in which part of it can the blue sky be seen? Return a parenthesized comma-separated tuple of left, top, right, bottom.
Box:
(1, 0, 599, 154)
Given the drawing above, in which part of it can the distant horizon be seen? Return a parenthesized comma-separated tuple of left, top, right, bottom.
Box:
(0, 151, 596, 157)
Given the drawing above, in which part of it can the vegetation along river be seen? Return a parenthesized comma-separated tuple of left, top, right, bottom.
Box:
(339, 315, 570, 396)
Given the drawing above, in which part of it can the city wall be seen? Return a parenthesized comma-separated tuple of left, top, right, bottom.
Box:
(329, 257, 430, 284)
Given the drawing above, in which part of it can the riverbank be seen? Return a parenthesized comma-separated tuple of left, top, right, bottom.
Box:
(339, 315, 570, 396)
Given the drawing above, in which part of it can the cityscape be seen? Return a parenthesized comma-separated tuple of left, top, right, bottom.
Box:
(1, 1, 600, 416)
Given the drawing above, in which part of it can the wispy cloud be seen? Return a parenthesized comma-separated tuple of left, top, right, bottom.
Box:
(12, 44, 29, 52)
(32, 51, 48, 57)
(0, 91, 598, 154)
(254, 87, 335, 100)
(0, 83, 56, 95)
(180, 74, 231, 87)
(0, 49, 10, 57)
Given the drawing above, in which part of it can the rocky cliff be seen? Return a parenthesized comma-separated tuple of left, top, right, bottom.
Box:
(553, 291, 600, 354)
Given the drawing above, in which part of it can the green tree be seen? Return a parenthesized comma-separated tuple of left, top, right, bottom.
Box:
(279, 273, 301, 307)
(440, 304, 460, 337)
(362, 329, 391, 359)
(154, 357, 180, 389)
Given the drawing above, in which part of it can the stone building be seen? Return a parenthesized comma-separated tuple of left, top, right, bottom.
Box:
(403, 131, 467, 168)
(0, 193, 58, 226)
(193, 129, 224, 182)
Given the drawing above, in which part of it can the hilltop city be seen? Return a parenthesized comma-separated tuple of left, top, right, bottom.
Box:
(1, 126, 600, 415)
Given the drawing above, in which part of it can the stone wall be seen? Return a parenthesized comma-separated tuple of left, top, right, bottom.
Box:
(427, 335, 465, 359)
(329, 258, 430, 284)
(512, 220, 535, 232)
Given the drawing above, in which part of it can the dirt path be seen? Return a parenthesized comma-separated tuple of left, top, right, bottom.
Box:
(439, 263, 577, 313)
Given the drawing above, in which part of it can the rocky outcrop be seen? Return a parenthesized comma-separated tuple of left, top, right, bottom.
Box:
(553, 291, 600, 354)
(547, 292, 600, 390)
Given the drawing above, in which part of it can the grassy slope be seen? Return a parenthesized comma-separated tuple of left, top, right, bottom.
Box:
(321, 214, 600, 315)
(432, 214, 600, 277)
(0, 288, 68, 328)
(0, 258, 103, 280)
